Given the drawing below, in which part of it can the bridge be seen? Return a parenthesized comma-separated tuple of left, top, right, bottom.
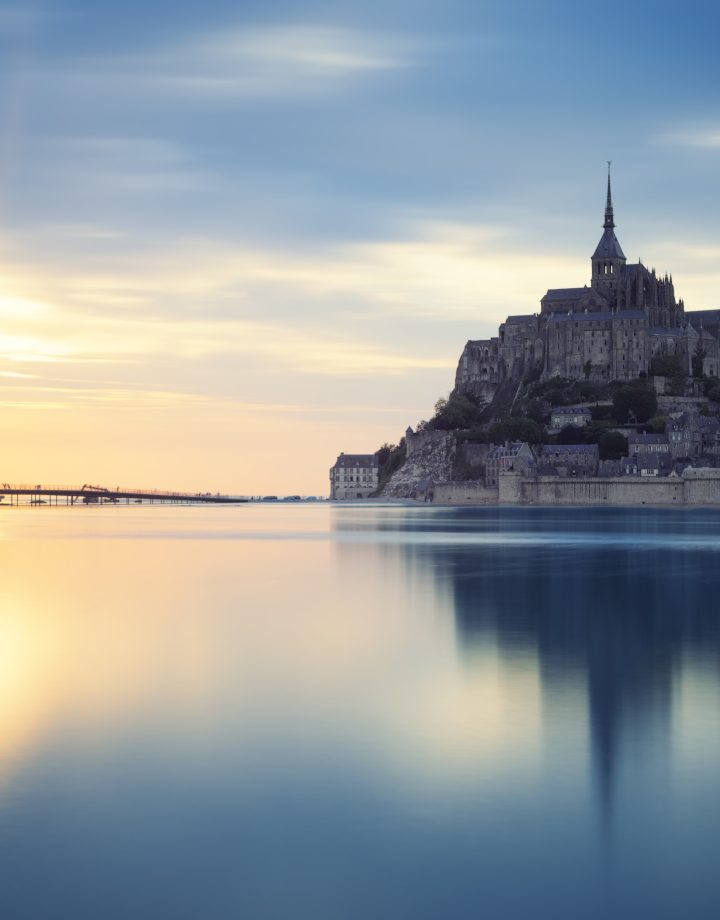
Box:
(0, 483, 247, 506)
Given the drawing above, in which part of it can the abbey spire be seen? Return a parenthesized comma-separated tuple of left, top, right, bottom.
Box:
(592, 162, 626, 295)
(604, 161, 615, 229)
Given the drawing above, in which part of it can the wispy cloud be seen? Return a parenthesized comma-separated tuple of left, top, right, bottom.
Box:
(656, 126, 720, 148)
(40, 24, 420, 101)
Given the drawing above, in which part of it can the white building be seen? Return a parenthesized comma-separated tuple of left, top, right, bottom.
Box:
(550, 406, 592, 430)
(329, 453, 379, 500)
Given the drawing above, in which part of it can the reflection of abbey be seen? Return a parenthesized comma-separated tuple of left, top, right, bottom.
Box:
(455, 170, 720, 399)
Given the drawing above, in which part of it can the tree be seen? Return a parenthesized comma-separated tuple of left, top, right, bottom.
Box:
(525, 398, 548, 424)
(599, 431, 628, 461)
(430, 392, 483, 430)
(487, 417, 545, 444)
(693, 342, 707, 379)
(557, 425, 587, 445)
(375, 443, 395, 467)
(612, 385, 658, 424)
(649, 355, 682, 377)
(643, 416, 667, 434)
(583, 360, 592, 380)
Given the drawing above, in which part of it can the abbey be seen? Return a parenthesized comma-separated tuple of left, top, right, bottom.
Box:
(455, 171, 720, 400)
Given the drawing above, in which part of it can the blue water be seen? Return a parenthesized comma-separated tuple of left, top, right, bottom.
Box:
(0, 504, 719, 918)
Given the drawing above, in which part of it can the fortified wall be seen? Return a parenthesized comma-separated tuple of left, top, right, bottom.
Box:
(495, 469, 720, 506)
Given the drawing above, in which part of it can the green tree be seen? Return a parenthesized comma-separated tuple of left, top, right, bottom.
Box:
(374, 443, 395, 467)
(693, 342, 707, 378)
(612, 385, 658, 423)
(430, 392, 483, 430)
(376, 441, 407, 490)
(598, 431, 628, 461)
(487, 417, 545, 444)
(649, 355, 682, 377)
(557, 425, 587, 445)
(643, 416, 667, 434)
(583, 360, 592, 379)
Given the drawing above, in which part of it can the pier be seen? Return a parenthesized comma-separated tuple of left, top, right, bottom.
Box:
(0, 483, 247, 506)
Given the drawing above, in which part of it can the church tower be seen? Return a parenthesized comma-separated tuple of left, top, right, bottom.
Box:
(591, 164, 626, 302)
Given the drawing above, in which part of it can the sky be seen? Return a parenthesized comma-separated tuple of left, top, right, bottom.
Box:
(1, 0, 720, 495)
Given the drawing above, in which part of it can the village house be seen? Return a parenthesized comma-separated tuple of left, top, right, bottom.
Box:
(485, 442, 536, 486)
(329, 453, 379, 500)
(550, 406, 592, 431)
(627, 432, 670, 455)
(537, 443, 599, 477)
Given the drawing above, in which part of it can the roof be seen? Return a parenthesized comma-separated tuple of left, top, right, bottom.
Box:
(686, 309, 720, 324)
(547, 309, 645, 324)
(612, 310, 646, 320)
(487, 441, 531, 460)
(637, 454, 672, 473)
(592, 228, 626, 261)
(541, 443, 599, 456)
(333, 454, 379, 469)
(551, 406, 592, 416)
(504, 314, 536, 324)
(649, 328, 683, 337)
(542, 288, 587, 301)
(621, 263, 652, 278)
(628, 433, 668, 445)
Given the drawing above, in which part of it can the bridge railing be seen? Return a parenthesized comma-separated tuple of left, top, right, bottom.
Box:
(0, 483, 224, 499)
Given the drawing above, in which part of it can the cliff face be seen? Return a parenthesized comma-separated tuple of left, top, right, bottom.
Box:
(381, 430, 456, 498)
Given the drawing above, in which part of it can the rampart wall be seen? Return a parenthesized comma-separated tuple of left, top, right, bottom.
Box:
(496, 470, 720, 506)
(432, 481, 499, 504)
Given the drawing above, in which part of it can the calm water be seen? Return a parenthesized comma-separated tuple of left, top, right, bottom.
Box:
(1, 504, 719, 919)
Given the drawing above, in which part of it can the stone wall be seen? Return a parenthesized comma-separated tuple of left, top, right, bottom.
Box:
(432, 481, 499, 504)
(497, 469, 720, 506)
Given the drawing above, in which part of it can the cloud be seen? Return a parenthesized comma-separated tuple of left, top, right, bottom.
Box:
(39, 24, 420, 101)
(656, 127, 720, 148)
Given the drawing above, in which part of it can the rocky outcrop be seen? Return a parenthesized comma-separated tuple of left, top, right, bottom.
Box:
(381, 430, 456, 498)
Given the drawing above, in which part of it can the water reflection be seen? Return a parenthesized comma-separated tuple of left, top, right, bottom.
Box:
(0, 506, 719, 919)
(335, 506, 720, 823)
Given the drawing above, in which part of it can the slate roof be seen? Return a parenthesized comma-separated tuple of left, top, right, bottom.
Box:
(487, 441, 530, 460)
(504, 314, 536, 324)
(628, 433, 668, 446)
(333, 454, 379, 469)
(637, 454, 673, 474)
(686, 309, 720, 324)
(592, 228, 626, 260)
(551, 406, 592, 416)
(541, 444, 599, 456)
(542, 288, 588, 301)
(547, 310, 644, 324)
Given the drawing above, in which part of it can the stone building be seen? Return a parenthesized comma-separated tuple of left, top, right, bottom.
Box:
(627, 433, 669, 455)
(536, 443, 599, 477)
(455, 169, 720, 402)
(550, 406, 592, 430)
(485, 442, 536, 486)
(329, 453, 379, 500)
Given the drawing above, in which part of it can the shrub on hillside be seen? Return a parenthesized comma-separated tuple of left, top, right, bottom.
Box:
(612, 384, 658, 424)
(599, 431, 628, 461)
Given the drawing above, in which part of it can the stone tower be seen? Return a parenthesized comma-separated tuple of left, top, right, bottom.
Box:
(591, 164, 626, 298)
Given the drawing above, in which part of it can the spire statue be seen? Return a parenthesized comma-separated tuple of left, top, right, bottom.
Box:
(604, 161, 614, 229)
